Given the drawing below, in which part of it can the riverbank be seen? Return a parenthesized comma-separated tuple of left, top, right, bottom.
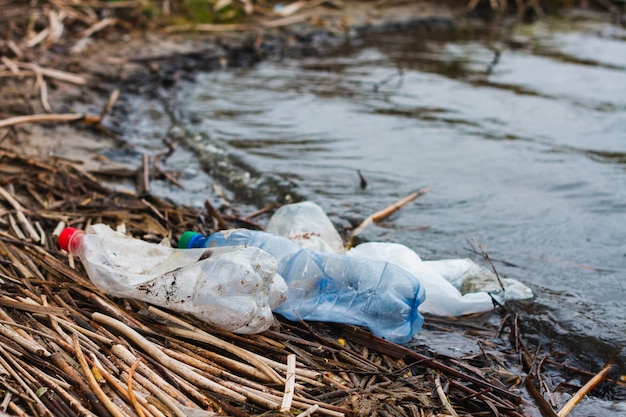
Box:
(0, 0, 621, 168)
(1, 1, 625, 416)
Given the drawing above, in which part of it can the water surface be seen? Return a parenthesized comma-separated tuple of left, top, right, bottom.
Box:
(124, 15, 626, 414)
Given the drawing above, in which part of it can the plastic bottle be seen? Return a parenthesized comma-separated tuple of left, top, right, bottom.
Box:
(346, 243, 496, 316)
(265, 201, 533, 316)
(265, 201, 346, 255)
(179, 228, 426, 344)
(58, 224, 288, 334)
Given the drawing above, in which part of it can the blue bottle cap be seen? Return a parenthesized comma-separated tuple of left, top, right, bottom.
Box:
(178, 231, 200, 249)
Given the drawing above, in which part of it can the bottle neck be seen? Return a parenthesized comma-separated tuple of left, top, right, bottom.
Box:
(187, 234, 209, 248)
(58, 228, 85, 255)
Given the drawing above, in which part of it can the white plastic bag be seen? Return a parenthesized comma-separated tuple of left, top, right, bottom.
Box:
(347, 243, 497, 316)
(424, 258, 535, 302)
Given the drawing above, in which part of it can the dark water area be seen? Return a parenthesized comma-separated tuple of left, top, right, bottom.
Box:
(120, 14, 626, 415)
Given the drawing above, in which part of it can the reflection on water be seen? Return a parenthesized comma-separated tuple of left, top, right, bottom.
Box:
(128, 14, 626, 410)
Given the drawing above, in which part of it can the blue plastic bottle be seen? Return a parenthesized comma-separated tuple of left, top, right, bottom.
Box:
(179, 229, 425, 344)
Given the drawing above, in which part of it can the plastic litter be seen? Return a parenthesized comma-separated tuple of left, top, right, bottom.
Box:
(265, 201, 346, 255)
(423, 258, 534, 301)
(58, 224, 288, 334)
(179, 228, 426, 344)
(347, 243, 495, 316)
(265, 201, 534, 316)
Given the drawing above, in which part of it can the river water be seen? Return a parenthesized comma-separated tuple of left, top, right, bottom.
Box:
(121, 13, 626, 413)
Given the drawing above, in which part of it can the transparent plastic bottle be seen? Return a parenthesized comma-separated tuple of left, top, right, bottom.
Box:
(265, 202, 532, 315)
(58, 224, 287, 334)
(179, 229, 426, 344)
(265, 201, 346, 254)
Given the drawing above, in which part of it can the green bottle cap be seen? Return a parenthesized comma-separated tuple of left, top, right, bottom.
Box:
(178, 231, 199, 249)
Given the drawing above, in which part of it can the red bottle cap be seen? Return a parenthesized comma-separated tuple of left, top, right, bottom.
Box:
(58, 227, 84, 253)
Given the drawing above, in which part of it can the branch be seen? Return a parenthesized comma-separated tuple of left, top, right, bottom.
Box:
(347, 187, 429, 247)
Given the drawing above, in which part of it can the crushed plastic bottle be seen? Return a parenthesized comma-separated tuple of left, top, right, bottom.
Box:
(265, 201, 346, 255)
(58, 224, 287, 334)
(179, 228, 426, 344)
(264, 201, 533, 316)
(347, 243, 496, 316)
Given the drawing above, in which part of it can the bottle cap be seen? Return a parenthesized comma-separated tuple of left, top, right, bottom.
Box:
(178, 231, 200, 249)
(58, 227, 83, 253)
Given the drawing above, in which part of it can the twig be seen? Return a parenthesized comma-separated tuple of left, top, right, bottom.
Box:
(204, 199, 229, 230)
(299, 404, 320, 417)
(557, 362, 613, 417)
(0, 297, 67, 316)
(469, 238, 505, 293)
(159, 325, 285, 385)
(128, 359, 147, 417)
(81, 17, 118, 38)
(140, 154, 150, 194)
(434, 374, 458, 417)
(73, 333, 126, 417)
(0, 113, 99, 129)
(0, 323, 51, 357)
(244, 203, 276, 221)
(92, 312, 249, 402)
(99, 88, 120, 123)
(110, 344, 198, 411)
(0, 345, 50, 416)
(280, 354, 296, 412)
(347, 187, 429, 247)
(17, 63, 87, 85)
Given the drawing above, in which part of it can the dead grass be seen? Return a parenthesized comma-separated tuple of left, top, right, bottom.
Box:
(0, 149, 539, 417)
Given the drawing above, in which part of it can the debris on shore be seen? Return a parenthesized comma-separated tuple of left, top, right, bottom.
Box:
(1, 1, 623, 416)
(0, 148, 620, 417)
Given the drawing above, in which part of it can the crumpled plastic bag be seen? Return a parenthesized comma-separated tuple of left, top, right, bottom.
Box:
(347, 243, 497, 316)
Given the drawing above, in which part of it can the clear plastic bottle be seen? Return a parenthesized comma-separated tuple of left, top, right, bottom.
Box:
(265, 201, 346, 254)
(179, 228, 426, 344)
(265, 202, 532, 315)
(58, 224, 288, 334)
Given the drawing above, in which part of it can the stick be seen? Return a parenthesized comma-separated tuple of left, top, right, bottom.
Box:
(434, 374, 458, 417)
(128, 359, 147, 417)
(17, 63, 87, 85)
(98, 88, 120, 123)
(160, 325, 285, 385)
(469, 238, 505, 292)
(280, 354, 296, 412)
(0, 113, 94, 129)
(0, 297, 67, 316)
(73, 333, 126, 417)
(299, 404, 319, 417)
(525, 373, 559, 417)
(557, 362, 613, 417)
(0, 323, 51, 357)
(347, 187, 429, 247)
(92, 313, 248, 402)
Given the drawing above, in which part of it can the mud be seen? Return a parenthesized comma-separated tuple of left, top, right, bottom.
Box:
(1, 0, 464, 179)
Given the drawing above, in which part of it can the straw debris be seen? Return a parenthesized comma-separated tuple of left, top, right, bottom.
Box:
(0, 148, 619, 416)
(0, 149, 517, 416)
(1, 2, 623, 416)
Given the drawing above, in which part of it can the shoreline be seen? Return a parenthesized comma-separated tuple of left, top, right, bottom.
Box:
(1, 3, 625, 415)
(1, 2, 619, 175)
